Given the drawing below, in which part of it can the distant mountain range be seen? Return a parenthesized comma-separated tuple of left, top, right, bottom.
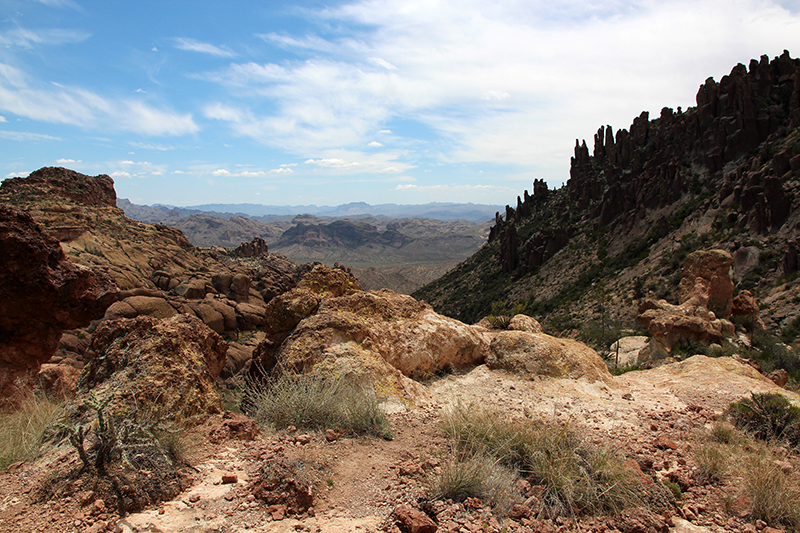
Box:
(117, 199, 503, 224)
(117, 198, 499, 294)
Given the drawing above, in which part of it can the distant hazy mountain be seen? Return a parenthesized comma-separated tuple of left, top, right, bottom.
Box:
(118, 199, 503, 224)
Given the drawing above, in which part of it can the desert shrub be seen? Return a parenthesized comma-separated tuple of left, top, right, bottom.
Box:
(662, 479, 682, 499)
(486, 301, 528, 329)
(708, 420, 738, 445)
(743, 452, 800, 527)
(438, 403, 644, 517)
(727, 392, 800, 447)
(0, 393, 64, 470)
(243, 373, 392, 440)
(692, 443, 730, 484)
(426, 454, 520, 516)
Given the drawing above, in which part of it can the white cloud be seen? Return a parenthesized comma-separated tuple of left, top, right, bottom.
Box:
(0, 115, 6, 122)
(305, 158, 361, 169)
(368, 141, 383, 147)
(212, 168, 232, 176)
(110, 170, 131, 178)
(55, 158, 81, 163)
(379, 129, 392, 134)
(173, 37, 235, 57)
(0, 27, 90, 48)
(0, 62, 198, 136)
(203, 0, 800, 184)
(5, 171, 30, 178)
(0, 130, 61, 141)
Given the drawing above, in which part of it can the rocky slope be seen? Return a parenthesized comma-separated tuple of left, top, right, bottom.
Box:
(118, 201, 491, 294)
(415, 51, 800, 346)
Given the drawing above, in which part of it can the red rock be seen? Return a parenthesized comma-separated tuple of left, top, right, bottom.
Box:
(0, 204, 118, 406)
(391, 504, 437, 533)
(509, 504, 531, 520)
(325, 429, 340, 442)
(268, 504, 287, 521)
(653, 435, 678, 450)
(768, 369, 789, 388)
(616, 507, 668, 533)
(221, 474, 238, 484)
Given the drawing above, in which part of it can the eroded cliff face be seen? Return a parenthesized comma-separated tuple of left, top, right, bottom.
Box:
(416, 51, 800, 337)
(0, 204, 118, 405)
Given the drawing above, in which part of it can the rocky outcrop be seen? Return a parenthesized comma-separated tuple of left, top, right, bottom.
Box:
(677, 249, 735, 318)
(0, 205, 118, 406)
(251, 266, 484, 403)
(0, 167, 116, 208)
(486, 331, 611, 382)
(249, 267, 609, 403)
(637, 250, 740, 360)
(72, 314, 227, 424)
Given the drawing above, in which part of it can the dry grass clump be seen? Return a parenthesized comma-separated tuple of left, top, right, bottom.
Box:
(427, 454, 521, 516)
(243, 373, 392, 440)
(0, 393, 64, 469)
(743, 452, 800, 528)
(692, 443, 730, 484)
(432, 402, 645, 517)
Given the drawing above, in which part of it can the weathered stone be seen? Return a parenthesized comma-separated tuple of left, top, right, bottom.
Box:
(391, 504, 437, 533)
(104, 295, 177, 321)
(35, 363, 81, 399)
(507, 314, 543, 333)
(0, 205, 118, 406)
(486, 331, 611, 382)
(73, 314, 227, 424)
(678, 250, 734, 318)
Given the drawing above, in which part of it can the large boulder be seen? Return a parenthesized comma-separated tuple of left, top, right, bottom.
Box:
(677, 249, 734, 318)
(252, 267, 487, 403)
(486, 331, 611, 382)
(0, 205, 118, 406)
(638, 250, 738, 360)
(73, 314, 227, 424)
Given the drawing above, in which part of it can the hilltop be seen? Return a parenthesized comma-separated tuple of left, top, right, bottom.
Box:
(415, 51, 800, 346)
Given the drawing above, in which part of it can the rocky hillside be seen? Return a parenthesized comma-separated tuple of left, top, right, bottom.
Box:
(118, 202, 490, 294)
(415, 51, 800, 343)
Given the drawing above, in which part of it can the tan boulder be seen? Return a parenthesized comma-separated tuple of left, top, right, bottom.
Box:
(35, 363, 81, 399)
(207, 297, 238, 331)
(190, 302, 225, 334)
(236, 302, 267, 330)
(508, 314, 543, 333)
(608, 336, 649, 368)
(486, 331, 611, 382)
(104, 295, 178, 320)
(678, 249, 734, 318)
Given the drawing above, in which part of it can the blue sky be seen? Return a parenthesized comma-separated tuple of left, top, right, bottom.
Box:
(1, 0, 799, 207)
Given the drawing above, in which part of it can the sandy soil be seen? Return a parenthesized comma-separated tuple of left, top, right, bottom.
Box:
(1, 355, 797, 533)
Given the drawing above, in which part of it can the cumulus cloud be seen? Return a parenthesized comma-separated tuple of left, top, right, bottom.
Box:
(368, 141, 383, 147)
(55, 158, 80, 163)
(305, 158, 361, 169)
(0, 115, 7, 122)
(110, 170, 131, 178)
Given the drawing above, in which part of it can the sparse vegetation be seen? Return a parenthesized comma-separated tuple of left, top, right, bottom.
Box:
(0, 393, 64, 470)
(727, 392, 800, 447)
(432, 402, 645, 517)
(426, 454, 520, 516)
(486, 301, 528, 329)
(243, 373, 393, 440)
(743, 451, 800, 527)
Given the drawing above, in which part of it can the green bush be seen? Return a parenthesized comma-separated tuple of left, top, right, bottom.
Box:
(243, 373, 392, 440)
(727, 392, 800, 447)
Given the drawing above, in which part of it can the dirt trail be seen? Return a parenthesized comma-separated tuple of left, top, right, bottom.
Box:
(1, 356, 797, 533)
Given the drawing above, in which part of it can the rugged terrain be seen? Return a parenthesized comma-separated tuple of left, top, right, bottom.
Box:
(118, 200, 494, 294)
(2, 52, 800, 533)
(415, 51, 800, 346)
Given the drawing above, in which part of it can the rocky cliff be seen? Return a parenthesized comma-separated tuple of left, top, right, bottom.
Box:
(415, 51, 800, 343)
